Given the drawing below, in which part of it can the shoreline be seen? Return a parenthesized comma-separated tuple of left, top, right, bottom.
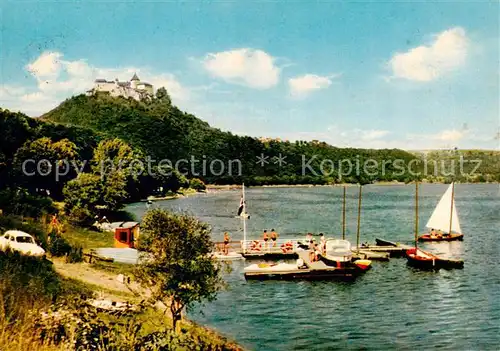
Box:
(206, 181, 499, 192)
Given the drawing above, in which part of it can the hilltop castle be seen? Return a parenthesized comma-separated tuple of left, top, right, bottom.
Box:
(87, 73, 154, 101)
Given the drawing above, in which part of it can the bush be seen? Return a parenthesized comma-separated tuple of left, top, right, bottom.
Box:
(0, 251, 61, 321)
(189, 178, 206, 192)
(0, 189, 56, 218)
(66, 205, 93, 226)
(48, 234, 72, 257)
(65, 246, 83, 263)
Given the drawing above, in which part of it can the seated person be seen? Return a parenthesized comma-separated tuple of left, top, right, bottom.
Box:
(309, 243, 320, 262)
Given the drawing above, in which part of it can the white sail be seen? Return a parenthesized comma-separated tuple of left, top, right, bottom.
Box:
(425, 183, 461, 234)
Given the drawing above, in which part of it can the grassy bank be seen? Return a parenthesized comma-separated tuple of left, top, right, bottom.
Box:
(0, 250, 242, 350)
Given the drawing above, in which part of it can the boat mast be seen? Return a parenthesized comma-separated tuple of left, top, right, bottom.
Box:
(448, 182, 455, 235)
(342, 185, 346, 240)
(415, 181, 419, 250)
(356, 184, 362, 253)
(242, 183, 247, 254)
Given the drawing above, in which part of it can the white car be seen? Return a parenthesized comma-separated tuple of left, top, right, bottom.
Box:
(0, 230, 46, 257)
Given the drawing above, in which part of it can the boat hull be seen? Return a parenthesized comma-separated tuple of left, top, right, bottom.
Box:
(417, 233, 464, 242)
(319, 255, 372, 272)
(375, 238, 398, 247)
(244, 268, 359, 281)
(406, 249, 464, 270)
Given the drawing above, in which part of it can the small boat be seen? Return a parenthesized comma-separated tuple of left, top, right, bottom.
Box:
(418, 183, 464, 242)
(212, 251, 245, 261)
(320, 239, 353, 263)
(319, 239, 372, 271)
(407, 182, 464, 270)
(375, 238, 398, 247)
(406, 248, 464, 270)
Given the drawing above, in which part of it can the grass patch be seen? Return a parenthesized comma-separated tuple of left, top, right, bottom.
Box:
(61, 226, 113, 249)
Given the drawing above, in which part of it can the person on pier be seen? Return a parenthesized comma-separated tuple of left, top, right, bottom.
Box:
(270, 229, 278, 247)
(319, 233, 326, 254)
(262, 230, 269, 249)
(223, 232, 230, 255)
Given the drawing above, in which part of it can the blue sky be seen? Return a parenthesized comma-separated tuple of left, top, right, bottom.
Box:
(1, 1, 498, 149)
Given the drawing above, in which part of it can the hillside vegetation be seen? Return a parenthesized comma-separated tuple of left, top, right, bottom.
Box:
(41, 92, 423, 185)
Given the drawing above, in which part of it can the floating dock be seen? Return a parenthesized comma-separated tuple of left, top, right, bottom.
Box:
(244, 250, 362, 281)
(351, 249, 390, 261)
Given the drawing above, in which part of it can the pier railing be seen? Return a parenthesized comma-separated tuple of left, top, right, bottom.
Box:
(240, 238, 305, 254)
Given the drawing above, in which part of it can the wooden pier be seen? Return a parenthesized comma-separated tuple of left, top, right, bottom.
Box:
(351, 249, 390, 261)
(244, 249, 360, 281)
(215, 239, 400, 261)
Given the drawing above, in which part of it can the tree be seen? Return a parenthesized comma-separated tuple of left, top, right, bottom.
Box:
(153, 164, 188, 194)
(155, 87, 171, 106)
(92, 138, 137, 175)
(189, 178, 206, 192)
(63, 173, 103, 225)
(12, 137, 80, 199)
(134, 209, 224, 331)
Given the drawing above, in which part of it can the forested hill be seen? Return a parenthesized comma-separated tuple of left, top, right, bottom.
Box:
(41, 92, 420, 184)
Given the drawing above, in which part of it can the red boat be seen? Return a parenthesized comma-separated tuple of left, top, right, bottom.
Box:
(407, 182, 464, 270)
(418, 233, 464, 242)
(406, 248, 464, 270)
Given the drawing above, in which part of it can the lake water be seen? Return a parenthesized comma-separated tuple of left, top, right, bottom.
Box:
(126, 184, 500, 350)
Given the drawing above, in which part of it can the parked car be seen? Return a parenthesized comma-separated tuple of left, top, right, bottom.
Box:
(0, 230, 45, 257)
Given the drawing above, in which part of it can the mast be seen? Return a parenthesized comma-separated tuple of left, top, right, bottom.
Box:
(356, 184, 362, 253)
(342, 186, 346, 240)
(242, 183, 247, 254)
(415, 181, 419, 250)
(448, 182, 455, 235)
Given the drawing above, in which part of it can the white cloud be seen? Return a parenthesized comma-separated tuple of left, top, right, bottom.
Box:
(202, 48, 280, 89)
(1, 51, 191, 116)
(359, 129, 390, 141)
(26, 52, 62, 81)
(288, 74, 336, 97)
(257, 126, 488, 150)
(20, 92, 49, 102)
(147, 74, 190, 101)
(433, 129, 467, 142)
(389, 27, 468, 81)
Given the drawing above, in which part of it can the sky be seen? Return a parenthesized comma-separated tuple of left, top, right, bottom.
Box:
(1, 1, 499, 150)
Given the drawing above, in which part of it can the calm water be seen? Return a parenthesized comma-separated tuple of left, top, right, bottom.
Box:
(127, 184, 500, 350)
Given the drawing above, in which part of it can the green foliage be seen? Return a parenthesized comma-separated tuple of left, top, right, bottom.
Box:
(0, 189, 56, 218)
(0, 251, 62, 320)
(48, 233, 72, 257)
(135, 209, 224, 331)
(12, 137, 80, 199)
(189, 178, 206, 192)
(65, 246, 83, 263)
(63, 173, 103, 225)
(155, 87, 172, 106)
(415, 150, 500, 183)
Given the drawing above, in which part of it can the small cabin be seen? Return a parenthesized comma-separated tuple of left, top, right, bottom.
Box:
(114, 222, 140, 248)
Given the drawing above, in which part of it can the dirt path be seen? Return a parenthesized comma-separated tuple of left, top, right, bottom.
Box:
(52, 259, 141, 300)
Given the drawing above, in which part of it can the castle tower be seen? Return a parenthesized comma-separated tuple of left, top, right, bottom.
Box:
(130, 73, 140, 89)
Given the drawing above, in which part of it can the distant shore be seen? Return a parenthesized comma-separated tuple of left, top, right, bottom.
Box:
(206, 181, 498, 192)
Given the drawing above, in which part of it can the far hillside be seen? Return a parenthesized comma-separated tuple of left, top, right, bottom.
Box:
(41, 91, 422, 185)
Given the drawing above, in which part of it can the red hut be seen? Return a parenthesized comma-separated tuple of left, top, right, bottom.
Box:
(114, 222, 140, 248)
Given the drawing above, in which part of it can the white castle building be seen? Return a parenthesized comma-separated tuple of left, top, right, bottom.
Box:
(87, 73, 154, 101)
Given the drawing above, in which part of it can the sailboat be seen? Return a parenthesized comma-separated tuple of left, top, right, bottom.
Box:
(406, 182, 464, 270)
(237, 184, 250, 219)
(418, 182, 464, 242)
